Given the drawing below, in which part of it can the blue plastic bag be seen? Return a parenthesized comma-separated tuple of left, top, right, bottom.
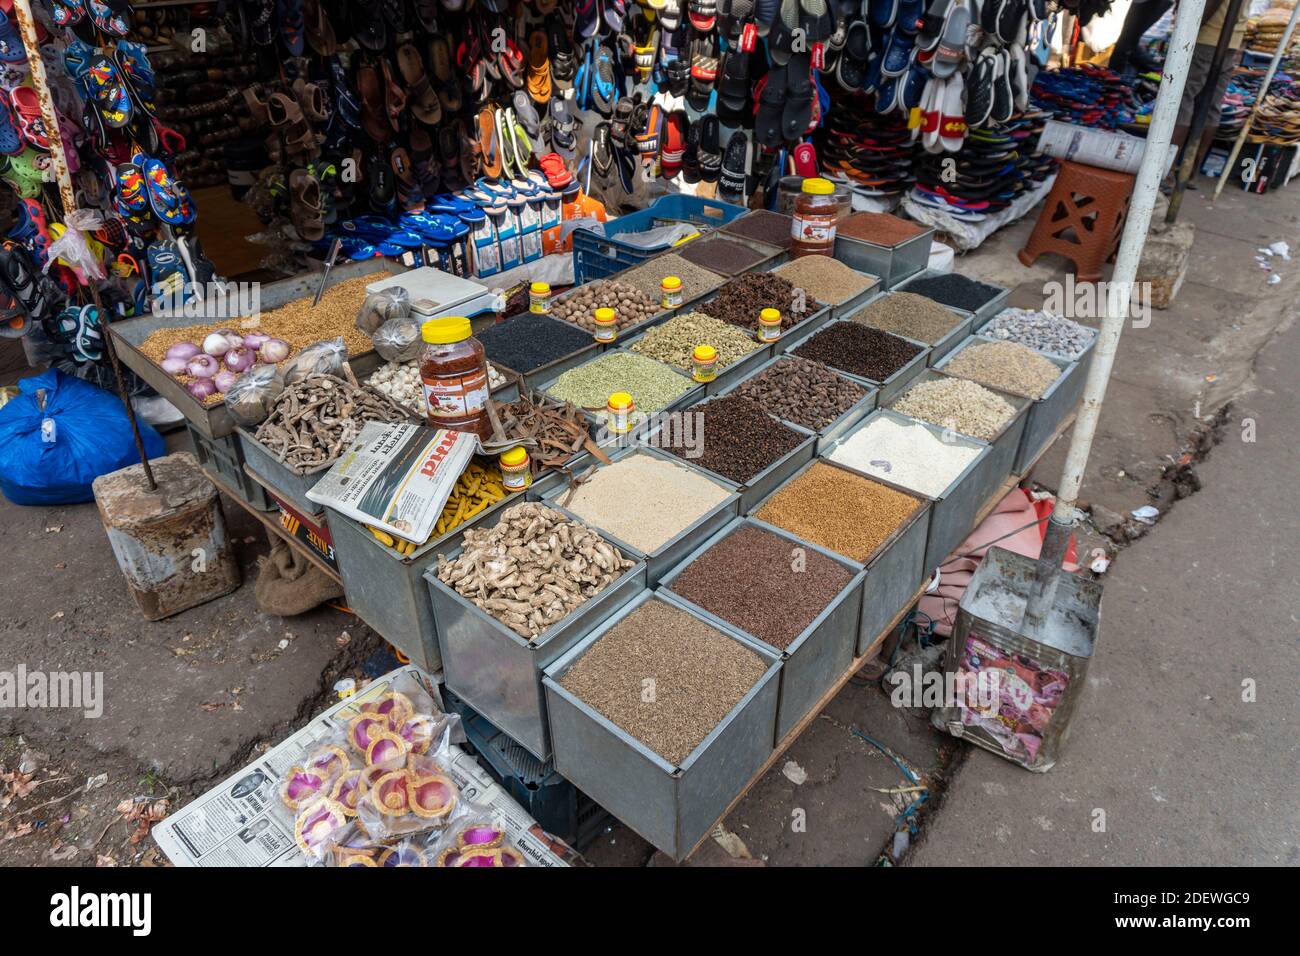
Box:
(0, 369, 166, 506)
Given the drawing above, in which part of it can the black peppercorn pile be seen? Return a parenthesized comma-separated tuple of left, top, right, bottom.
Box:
(476, 314, 595, 374)
(699, 272, 818, 331)
(793, 322, 923, 382)
(903, 273, 1004, 312)
(668, 394, 805, 484)
(733, 356, 868, 430)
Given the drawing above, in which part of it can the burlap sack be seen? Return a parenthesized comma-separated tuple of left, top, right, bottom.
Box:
(254, 541, 344, 616)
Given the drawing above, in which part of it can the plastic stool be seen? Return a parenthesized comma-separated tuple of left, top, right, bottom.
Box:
(1018, 161, 1135, 282)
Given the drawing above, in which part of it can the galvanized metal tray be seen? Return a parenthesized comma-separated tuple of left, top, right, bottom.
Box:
(744, 457, 932, 655)
(658, 518, 865, 743)
(235, 426, 335, 515)
(107, 258, 403, 440)
(537, 444, 741, 585)
(822, 408, 999, 573)
(833, 223, 933, 288)
(787, 319, 931, 406)
(895, 268, 1010, 328)
(767, 259, 884, 320)
(840, 288, 974, 366)
(424, 513, 648, 759)
(542, 590, 781, 859)
(619, 321, 775, 397)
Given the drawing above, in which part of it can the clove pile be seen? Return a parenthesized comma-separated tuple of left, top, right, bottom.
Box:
(254, 372, 410, 474)
(436, 502, 635, 639)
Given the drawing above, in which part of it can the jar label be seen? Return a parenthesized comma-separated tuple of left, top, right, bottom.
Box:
(791, 214, 836, 245)
(422, 369, 489, 420)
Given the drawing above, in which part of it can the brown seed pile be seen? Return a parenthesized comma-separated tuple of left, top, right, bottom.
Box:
(944, 340, 1062, 398)
(723, 210, 795, 250)
(756, 461, 922, 562)
(669, 524, 853, 651)
(558, 597, 767, 765)
(551, 279, 660, 331)
(436, 502, 635, 639)
(793, 322, 923, 381)
(629, 311, 764, 371)
(773, 256, 879, 305)
(699, 271, 817, 331)
(837, 212, 927, 246)
(732, 355, 868, 430)
(618, 253, 726, 301)
(666, 394, 806, 484)
(892, 376, 1017, 441)
(851, 292, 964, 344)
(677, 236, 773, 276)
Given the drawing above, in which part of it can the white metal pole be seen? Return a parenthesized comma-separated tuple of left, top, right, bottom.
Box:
(1213, 3, 1300, 199)
(1023, 0, 1210, 631)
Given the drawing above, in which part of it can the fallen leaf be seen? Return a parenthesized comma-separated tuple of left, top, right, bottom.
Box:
(45, 525, 63, 534)
(50, 611, 64, 620)
(781, 760, 808, 785)
(96, 853, 118, 867)
(85, 773, 109, 792)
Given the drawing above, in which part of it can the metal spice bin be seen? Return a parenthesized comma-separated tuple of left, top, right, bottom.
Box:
(823, 409, 1000, 573)
(745, 458, 931, 656)
(185, 422, 274, 511)
(492, 336, 604, 393)
(833, 224, 934, 289)
(763, 301, 835, 357)
(423, 513, 648, 759)
(620, 322, 776, 397)
(691, 233, 789, 273)
(106, 259, 402, 440)
(542, 590, 781, 860)
(768, 261, 884, 320)
(885, 368, 1031, 487)
(934, 335, 1080, 475)
(794, 319, 932, 406)
(895, 268, 1010, 327)
(643, 395, 818, 513)
(714, 354, 879, 454)
(658, 517, 865, 743)
(235, 426, 337, 516)
(537, 444, 741, 585)
(842, 288, 974, 366)
(326, 476, 557, 672)
(930, 547, 1101, 772)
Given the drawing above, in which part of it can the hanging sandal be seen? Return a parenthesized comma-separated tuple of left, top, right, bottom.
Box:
(397, 43, 442, 125)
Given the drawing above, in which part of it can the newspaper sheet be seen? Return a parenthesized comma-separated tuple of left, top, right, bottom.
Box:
(305, 421, 477, 544)
(152, 666, 575, 867)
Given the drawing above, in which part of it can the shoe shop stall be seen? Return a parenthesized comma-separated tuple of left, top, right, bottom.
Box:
(0, 0, 1207, 865)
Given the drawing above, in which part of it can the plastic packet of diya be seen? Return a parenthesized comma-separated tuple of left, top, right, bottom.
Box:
(280, 673, 464, 861)
(326, 806, 526, 868)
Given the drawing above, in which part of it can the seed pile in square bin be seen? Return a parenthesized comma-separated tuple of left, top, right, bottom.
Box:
(892, 376, 1016, 441)
(677, 236, 773, 276)
(851, 291, 963, 344)
(793, 322, 923, 381)
(476, 313, 595, 374)
(828, 415, 979, 497)
(669, 524, 853, 651)
(944, 340, 1062, 398)
(666, 394, 805, 484)
(699, 272, 818, 331)
(837, 212, 927, 246)
(543, 351, 695, 413)
(902, 273, 1004, 312)
(559, 452, 731, 554)
(629, 311, 764, 370)
(756, 462, 923, 562)
(558, 597, 768, 765)
(732, 355, 869, 430)
(723, 210, 795, 250)
(619, 253, 726, 301)
(773, 256, 878, 305)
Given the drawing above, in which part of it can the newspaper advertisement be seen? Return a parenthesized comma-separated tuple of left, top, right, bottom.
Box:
(305, 421, 477, 544)
(152, 666, 575, 867)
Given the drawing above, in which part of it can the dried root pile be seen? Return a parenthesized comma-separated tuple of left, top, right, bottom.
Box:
(436, 502, 635, 639)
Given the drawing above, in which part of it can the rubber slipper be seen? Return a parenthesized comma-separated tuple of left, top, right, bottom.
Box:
(0, 245, 61, 329)
(718, 49, 751, 109)
(718, 129, 750, 203)
(83, 0, 129, 37)
(606, 0, 628, 31)
(660, 110, 687, 178)
(477, 107, 502, 178)
(916, 0, 952, 52)
(548, 98, 579, 159)
(930, 2, 969, 78)
(114, 160, 150, 221)
(528, 29, 553, 103)
(755, 67, 786, 148)
(966, 47, 995, 128)
(768, 8, 795, 67)
(381, 0, 408, 32)
(991, 48, 1013, 124)
(591, 44, 618, 116)
(304, 0, 338, 56)
(0, 95, 21, 156)
(837, 20, 868, 92)
(352, 4, 387, 50)
(939, 74, 967, 152)
(782, 53, 813, 140)
(689, 0, 717, 30)
(576, 0, 600, 38)
(50, 0, 85, 27)
(141, 155, 196, 226)
(8, 87, 51, 151)
(356, 62, 392, 142)
(698, 113, 721, 182)
(869, 0, 898, 29)
(278, 0, 305, 55)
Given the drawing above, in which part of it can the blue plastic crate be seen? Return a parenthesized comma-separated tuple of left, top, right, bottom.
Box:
(572, 195, 747, 284)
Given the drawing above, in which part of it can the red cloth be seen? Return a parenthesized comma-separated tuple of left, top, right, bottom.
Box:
(917, 488, 1079, 637)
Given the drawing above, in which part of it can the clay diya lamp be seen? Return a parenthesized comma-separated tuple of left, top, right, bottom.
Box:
(348, 713, 387, 755)
(407, 772, 457, 820)
(361, 692, 414, 730)
(378, 845, 426, 867)
(365, 730, 409, 768)
(293, 798, 348, 855)
(330, 769, 366, 817)
(457, 823, 505, 850)
(304, 745, 350, 783)
(370, 770, 412, 817)
(397, 714, 437, 755)
(279, 767, 328, 810)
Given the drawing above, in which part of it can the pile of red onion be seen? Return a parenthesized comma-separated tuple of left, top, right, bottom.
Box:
(161, 330, 290, 400)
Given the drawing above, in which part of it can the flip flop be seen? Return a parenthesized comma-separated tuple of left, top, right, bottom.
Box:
(141, 155, 196, 226)
(939, 75, 967, 152)
(82, 0, 130, 37)
(50, 0, 85, 27)
(114, 160, 151, 221)
(591, 44, 618, 116)
(478, 107, 502, 178)
(782, 53, 813, 141)
(930, 2, 969, 79)
(84, 55, 133, 131)
(528, 30, 553, 103)
(548, 97, 579, 159)
(397, 43, 442, 125)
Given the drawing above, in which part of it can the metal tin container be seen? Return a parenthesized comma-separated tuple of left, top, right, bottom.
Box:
(714, 354, 879, 454)
(768, 260, 884, 320)
(658, 518, 865, 742)
(537, 445, 740, 585)
(493, 337, 604, 393)
(931, 547, 1102, 772)
(841, 288, 974, 366)
(790, 319, 931, 406)
(694, 232, 789, 272)
(424, 516, 648, 759)
(895, 268, 1010, 327)
(326, 477, 531, 671)
(745, 458, 931, 656)
(235, 426, 334, 515)
(886, 368, 1031, 487)
(542, 590, 781, 859)
(823, 409, 999, 573)
(642, 394, 818, 513)
(107, 259, 402, 440)
(619, 321, 775, 397)
(768, 301, 835, 356)
(833, 224, 934, 288)
(934, 335, 1078, 475)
